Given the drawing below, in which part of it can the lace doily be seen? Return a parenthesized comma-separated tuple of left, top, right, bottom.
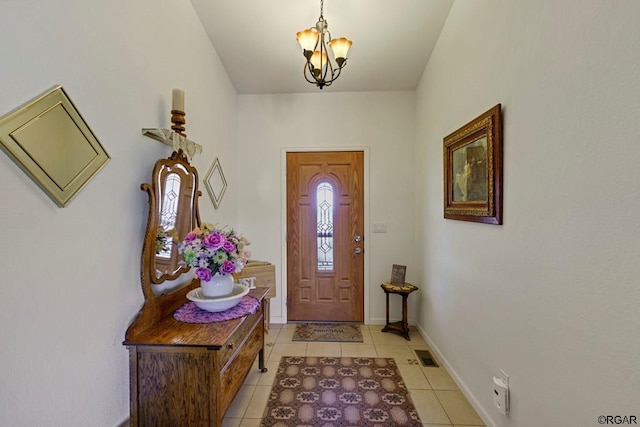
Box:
(173, 295, 260, 324)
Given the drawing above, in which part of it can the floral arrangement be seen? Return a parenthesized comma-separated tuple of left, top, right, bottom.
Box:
(177, 223, 251, 282)
(155, 227, 178, 254)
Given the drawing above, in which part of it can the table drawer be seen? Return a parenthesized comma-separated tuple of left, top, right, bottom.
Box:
(219, 322, 264, 414)
(218, 303, 263, 369)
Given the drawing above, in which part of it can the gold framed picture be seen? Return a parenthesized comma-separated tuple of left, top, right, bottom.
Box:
(0, 85, 110, 207)
(444, 104, 503, 224)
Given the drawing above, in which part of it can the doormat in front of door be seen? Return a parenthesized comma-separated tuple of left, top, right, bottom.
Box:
(292, 323, 363, 343)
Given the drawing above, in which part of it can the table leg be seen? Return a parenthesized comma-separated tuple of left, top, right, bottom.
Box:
(401, 294, 410, 340)
(259, 347, 267, 373)
(382, 291, 390, 332)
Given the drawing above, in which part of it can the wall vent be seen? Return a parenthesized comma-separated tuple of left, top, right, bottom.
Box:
(414, 349, 438, 367)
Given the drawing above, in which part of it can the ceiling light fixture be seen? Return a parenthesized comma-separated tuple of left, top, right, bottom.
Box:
(296, 0, 352, 89)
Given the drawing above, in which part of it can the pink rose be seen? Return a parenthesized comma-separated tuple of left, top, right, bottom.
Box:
(195, 267, 212, 282)
(219, 260, 236, 274)
(184, 232, 197, 242)
(222, 240, 236, 252)
(203, 232, 224, 250)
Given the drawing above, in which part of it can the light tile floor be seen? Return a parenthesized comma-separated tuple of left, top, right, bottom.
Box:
(222, 323, 485, 427)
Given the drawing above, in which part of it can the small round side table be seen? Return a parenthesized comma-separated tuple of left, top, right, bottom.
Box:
(380, 282, 418, 340)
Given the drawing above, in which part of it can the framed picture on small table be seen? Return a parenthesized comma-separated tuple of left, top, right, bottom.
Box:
(390, 264, 406, 285)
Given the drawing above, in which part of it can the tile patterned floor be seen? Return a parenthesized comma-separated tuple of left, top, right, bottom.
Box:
(222, 324, 485, 427)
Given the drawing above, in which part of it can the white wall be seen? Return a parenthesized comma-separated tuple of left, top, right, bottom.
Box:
(415, 1, 640, 426)
(236, 92, 417, 324)
(0, 1, 237, 425)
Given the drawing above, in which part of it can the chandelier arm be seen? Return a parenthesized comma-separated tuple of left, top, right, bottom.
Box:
(321, 41, 339, 83)
(319, 33, 327, 79)
(322, 58, 335, 83)
(302, 54, 343, 88)
(319, 31, 338, 85)
(302, 63, 319, 85)
(322, 64, 342, 87)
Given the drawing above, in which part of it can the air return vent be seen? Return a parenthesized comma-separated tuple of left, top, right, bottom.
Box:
(415, 349, 438, 367)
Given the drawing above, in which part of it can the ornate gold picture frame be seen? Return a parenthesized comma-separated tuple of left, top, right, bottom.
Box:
(0, 85, 110, 207)
(444, 104, 503, 224)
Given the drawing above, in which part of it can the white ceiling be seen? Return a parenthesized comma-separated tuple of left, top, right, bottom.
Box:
(189, 0, 454, 94)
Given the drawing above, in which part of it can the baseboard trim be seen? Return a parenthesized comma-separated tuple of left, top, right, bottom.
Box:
(413, 323, 497, 427)
(270, 317, 412, 326)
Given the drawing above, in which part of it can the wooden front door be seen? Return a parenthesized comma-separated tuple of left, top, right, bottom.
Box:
(286, 151, 364, 322)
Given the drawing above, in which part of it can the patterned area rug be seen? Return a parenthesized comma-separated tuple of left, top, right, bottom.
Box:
(260, 356, 422, 427)
(292, 323, 363, 343)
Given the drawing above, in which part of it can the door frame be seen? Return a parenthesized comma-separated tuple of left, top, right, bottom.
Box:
(280, 146, 370, 324)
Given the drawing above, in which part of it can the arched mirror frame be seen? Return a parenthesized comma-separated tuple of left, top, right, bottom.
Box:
(149, 153, 198, 284)
(126, 150, 201, 339)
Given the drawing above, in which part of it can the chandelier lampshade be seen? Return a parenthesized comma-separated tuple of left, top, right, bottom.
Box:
(329, 37, 352, 67)
(296, 29, 319, 57)
(310, 51, 328, 77)
(296, 0, 352, 89)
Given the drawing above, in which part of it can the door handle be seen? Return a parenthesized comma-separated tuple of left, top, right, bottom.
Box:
(353, 247, 363, 255)
(354, 235, 362, 242)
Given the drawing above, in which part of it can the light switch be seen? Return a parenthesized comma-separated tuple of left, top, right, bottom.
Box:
(372, 222, 387, 233)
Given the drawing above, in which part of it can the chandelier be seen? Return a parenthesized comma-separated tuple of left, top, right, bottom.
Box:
(296, 0, 352, 89)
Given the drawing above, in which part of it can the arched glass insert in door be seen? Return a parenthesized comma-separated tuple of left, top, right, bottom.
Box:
(316, 181, 334, 271)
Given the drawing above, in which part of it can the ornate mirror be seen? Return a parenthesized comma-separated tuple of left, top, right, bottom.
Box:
(141, 150, 201, 289)
(127, 149, 202, 338)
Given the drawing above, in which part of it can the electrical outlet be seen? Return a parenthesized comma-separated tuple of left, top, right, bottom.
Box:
(499, 369, 509, 387)
(493, 369, 510, 415)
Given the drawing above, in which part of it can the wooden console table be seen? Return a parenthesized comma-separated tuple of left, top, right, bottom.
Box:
(123, 287, 269, 427)
(381, 282, 418, 341)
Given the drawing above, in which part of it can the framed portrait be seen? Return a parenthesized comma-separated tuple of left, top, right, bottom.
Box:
(443, 104, 503, 225)
(390, 264, 406, 285)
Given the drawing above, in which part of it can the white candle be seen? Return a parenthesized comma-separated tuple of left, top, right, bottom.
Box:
(172, 88, 185, 112)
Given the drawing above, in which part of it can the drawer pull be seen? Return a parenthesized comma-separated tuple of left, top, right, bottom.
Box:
(227, 343, 234, 349)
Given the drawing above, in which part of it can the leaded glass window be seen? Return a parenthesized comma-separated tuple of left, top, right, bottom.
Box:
(316, 181, 334, 271)
(157, 173, 180, 258)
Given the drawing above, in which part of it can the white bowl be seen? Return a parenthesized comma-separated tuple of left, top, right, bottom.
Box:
(187, 284, 250, 312)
